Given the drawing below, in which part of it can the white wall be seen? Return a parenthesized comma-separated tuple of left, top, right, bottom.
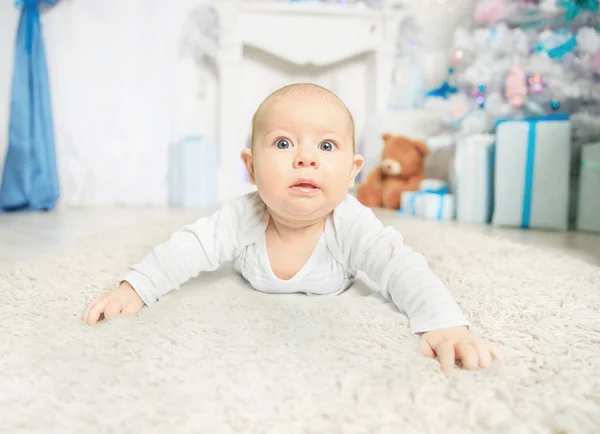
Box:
(0, 0, 209, 206)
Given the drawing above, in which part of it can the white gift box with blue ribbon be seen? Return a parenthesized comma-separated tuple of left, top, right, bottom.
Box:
(492, 114, 571, 230)
(399, 179, 455, 221)
(453, 134, 495, 224)
(576, 142, 600, 233)
(167, 136, 218, 207)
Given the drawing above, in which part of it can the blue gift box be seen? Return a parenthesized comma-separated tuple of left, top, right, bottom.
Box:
(167, 136, 218, 207)
(398, 179, 455, 221)
(492, 114, 571, 230)
(452, 134, 495, 224)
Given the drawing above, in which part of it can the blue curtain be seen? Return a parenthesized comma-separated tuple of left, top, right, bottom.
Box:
(0, 0, 60, 212)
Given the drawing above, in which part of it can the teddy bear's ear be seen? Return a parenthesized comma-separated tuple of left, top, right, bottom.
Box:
(412, 140, 430, 156)
(381, 133, 393, 143)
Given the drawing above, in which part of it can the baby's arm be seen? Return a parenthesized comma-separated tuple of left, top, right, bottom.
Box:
(345, 207, 469, 334)
(123, 201, 244, 307)
(83, 199, 246, 325)
(342, 202, 501, 372)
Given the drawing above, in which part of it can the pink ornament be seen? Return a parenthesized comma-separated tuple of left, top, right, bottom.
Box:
(505, 66, 527, 108)
(475, 0, 510, 25)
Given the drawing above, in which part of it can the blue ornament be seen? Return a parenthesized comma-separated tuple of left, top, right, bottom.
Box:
(557, 0, 599, 21)
(551, 100, 561, 110)
(535, 30, 577, 60)
(424, 81, 458, 99)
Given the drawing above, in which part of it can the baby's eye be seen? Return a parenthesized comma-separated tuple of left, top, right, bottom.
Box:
(275, 138, 292, 149)
(319, 140, 335, 152)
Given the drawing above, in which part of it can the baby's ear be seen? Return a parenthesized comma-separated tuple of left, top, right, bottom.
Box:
(412, 140, 429, 157)
(348, 153, 364, 188)
(381, 133, 393, 143)
(240, 148, 256, 185)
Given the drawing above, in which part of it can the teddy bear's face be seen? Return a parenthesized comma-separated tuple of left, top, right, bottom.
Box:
(380, 134, 429, 177)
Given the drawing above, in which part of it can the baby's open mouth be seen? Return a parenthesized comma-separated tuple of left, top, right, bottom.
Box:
(290, 179, 320, 192)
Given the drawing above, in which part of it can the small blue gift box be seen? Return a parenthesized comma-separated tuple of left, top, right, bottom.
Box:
(492, 114, 571, 230)
(167, 136, 218, 207)
(398, 179, 455, 221)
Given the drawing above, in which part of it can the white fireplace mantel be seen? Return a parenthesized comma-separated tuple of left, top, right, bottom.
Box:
(208, 0, 404, 203)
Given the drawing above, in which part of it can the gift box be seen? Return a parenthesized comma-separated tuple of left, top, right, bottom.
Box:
(576, 142, 600, 232)
(168, 136, 218, 207)
(452, 133, 495, 224)
(492, 114, 571, 230)
(399, 179, 455, 221)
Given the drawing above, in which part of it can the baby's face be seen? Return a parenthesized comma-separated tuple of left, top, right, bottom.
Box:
(242, 96, 363, 223)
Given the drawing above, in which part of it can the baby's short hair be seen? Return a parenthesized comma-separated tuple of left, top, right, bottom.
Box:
(250, 83, 355, 152)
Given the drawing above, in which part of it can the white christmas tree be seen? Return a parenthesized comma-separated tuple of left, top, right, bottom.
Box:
(424, 0, 600, 145)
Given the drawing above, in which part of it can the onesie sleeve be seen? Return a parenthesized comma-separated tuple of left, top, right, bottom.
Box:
(338, 196, 470, 334)
(122, 193, 265, 307)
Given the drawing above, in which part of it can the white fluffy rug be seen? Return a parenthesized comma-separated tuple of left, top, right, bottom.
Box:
(2, 213, 600, 434)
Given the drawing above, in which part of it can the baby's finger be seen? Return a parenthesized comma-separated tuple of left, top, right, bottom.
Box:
(456, 341, 479, 370)
(121, 301, 141, 316)
(82, 300, 95, 324)
(436, 341, 456, 375)
(86, 297, 109, 325)
(473, 340, 492, 369)
(419, 339, 436, 358)
(489, 342, 504, 361)
(103, 298, 124, 321)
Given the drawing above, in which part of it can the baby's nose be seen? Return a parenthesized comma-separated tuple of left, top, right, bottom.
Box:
(295, 156, 317, 168)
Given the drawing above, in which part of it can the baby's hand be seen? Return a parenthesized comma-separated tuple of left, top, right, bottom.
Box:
(419, 326, 502, 374)
(82, 281, 145, 326)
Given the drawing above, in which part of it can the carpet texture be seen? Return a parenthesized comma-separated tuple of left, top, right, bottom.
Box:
(1, 214, 600, 434)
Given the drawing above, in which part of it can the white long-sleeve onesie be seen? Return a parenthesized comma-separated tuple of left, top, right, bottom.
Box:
(123, 192, 470, 334)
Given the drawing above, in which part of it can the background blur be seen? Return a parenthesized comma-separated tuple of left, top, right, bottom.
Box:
(1, 0, 599, 235)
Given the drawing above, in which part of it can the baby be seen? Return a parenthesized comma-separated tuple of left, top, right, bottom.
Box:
(83, 83, 501, 373)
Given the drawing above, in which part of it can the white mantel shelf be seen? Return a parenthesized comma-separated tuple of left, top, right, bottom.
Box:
(239, 1, 382, 17)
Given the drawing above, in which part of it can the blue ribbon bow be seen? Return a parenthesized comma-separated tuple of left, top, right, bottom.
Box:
(535, 30, 577, 60)
(557, 0, 599, 21)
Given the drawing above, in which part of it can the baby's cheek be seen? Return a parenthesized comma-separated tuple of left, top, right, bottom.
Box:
(323, 159, 352, 178)
(258, 162, 285, 183)
(255, 155, 278, 178)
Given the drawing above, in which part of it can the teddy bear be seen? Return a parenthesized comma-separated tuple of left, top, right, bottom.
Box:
(357, 133, 429, 209)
